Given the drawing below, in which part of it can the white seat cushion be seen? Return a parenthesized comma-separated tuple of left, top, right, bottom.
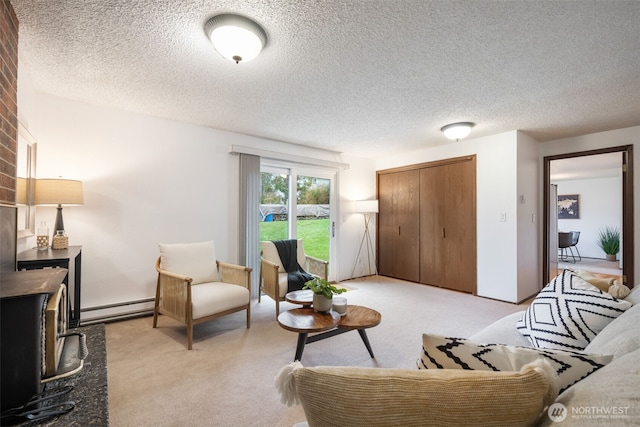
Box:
(277, 273, 289, 298)
(159, 241, 219, 284)
(191, 282, 250, 319)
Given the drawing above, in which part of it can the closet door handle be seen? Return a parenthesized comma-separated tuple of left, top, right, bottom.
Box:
(442, 227, 446, 238)
(398, 226, 401, 235)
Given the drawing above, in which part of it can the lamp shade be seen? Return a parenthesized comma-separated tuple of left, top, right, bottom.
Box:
(35, 179, 84, 206)
(354, 200, 379, 213)
(441, 122, 475, 141)
(16, 177, 27, 205)
(205, 14, 267, 64)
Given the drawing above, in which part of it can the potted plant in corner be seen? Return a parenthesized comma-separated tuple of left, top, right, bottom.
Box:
(597, 226, 620, 261)
(303, 277, 346, 313)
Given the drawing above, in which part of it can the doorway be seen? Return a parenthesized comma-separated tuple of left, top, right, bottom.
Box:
(260, 163, 337, 281)
(543, 145, 634, 287)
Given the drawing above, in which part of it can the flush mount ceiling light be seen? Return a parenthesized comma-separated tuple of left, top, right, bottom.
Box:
(441, 122, 475, 141)
(205, 14, 267, 64)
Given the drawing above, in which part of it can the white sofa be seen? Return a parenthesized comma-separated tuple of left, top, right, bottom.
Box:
(470, 289, 639, 426)
(278, 274, 640, 426)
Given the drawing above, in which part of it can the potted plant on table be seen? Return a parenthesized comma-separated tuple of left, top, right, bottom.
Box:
(596, 226, 620, 261)
(303, 277, 346, 313)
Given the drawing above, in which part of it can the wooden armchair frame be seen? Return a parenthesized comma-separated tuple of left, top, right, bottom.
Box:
(153, 258, 252, 349)
(259, 252, 328, 317)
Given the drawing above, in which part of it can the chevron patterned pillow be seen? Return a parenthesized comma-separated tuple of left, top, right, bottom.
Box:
(517, 270, 632, 351)
(418, 333, 612, 393)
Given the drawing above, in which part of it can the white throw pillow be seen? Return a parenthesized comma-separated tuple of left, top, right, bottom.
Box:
(418, 333, 612, 393)
(517, 270, 632, 351)
(159, 241, 218, 284)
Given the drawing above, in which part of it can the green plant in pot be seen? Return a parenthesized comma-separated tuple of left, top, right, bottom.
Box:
(303, 277, 346, 313)
(596, 226, 620, 261)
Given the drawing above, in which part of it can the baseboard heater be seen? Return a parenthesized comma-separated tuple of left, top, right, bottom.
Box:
(80, 298, 155, 325)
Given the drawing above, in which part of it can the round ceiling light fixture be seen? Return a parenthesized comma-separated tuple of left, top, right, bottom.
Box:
(441, 122, 475, 141)
(205, 14, 267, 64)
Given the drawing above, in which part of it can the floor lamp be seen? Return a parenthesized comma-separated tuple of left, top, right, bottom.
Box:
(351, 200, 379, 279)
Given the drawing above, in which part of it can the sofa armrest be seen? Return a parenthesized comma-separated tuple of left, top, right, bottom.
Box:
(260, 258, 281, 299)
(155, 257, 192, 322)
(538, 348, 640, 426)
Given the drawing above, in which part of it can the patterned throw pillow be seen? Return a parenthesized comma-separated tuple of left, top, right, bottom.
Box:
(517, 270, 632, 350)
(418, 333, 612, 393)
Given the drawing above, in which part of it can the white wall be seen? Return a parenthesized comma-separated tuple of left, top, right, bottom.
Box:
(375, 131, 531, 303)
(18, 66, 639, 312)
(554, 176, 622, 259)
(374, 125, 640, 299)
(17, 84, 375, 320)
(541, 126, 639, 283)
(338, 155, 378, 280)
(476, 133, 520, 302)
(517, 132, 542, 301)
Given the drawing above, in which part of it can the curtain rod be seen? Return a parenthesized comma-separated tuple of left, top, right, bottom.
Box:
(228, 145, 350, 170)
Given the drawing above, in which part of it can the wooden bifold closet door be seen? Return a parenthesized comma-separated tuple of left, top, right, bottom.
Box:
(377, 156, 476, 294)
(377, 169, 420, 282)
(419, 157, 476, 293)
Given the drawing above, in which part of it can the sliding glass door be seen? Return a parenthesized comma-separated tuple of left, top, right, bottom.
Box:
(260, 163, 336, 280)
(260, 166, 290, 241)
(296, 174, 331, 262)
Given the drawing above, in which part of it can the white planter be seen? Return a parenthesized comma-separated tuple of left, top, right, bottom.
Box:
(313, 294, 332, 313)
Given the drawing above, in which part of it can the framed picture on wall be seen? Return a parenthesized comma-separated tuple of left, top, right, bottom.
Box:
(558, 194, 579, 219)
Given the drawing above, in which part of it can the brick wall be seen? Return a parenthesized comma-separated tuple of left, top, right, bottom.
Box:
(0, 0, 19, 204)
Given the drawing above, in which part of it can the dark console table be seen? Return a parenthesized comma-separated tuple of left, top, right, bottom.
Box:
(18, 246, 82, 328)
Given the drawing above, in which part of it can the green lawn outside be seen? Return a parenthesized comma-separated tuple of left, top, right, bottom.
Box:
(259, 218, 329, 261)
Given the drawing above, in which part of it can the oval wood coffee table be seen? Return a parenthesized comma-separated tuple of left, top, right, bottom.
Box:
(277, 305, 381, 361)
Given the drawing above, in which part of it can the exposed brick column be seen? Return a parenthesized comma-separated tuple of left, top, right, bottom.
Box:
(0, 0, 19, 204)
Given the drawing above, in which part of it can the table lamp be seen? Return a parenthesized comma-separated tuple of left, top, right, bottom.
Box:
(35, 178, 84, 249)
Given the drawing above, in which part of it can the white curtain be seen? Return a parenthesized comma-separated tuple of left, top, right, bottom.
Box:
(238, 153, 260, 297)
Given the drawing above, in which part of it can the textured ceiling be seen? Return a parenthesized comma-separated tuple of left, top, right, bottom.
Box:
(9, 0, 640, 158)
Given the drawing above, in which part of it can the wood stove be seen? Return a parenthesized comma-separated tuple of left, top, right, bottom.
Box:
(0, 269, 85, 415)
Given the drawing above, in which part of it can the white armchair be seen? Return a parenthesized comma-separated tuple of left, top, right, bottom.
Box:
(153, 241, 251, 349)
(259, 239, 328, 317)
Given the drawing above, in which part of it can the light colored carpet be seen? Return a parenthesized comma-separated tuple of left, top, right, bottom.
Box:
(106, 276, 529, 427)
